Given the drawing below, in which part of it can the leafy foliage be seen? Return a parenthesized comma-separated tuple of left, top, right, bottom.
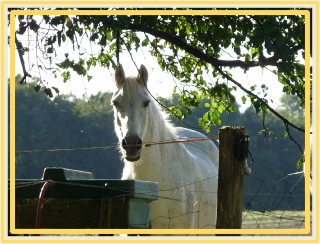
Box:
(11, 10, 310, 170)
(11, 11, 308, 131)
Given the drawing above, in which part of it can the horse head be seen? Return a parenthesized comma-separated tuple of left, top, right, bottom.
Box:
(111, 64, 150, 162)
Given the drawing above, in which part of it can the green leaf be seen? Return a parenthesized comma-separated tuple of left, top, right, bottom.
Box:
(57, 59, 73, 69)
(90, 32, 99, 42)
(250, 85, 257, 91)
(173, 86, 177, 95)
(234, 46, 241, 56)
(252, 51, 259, 60)
(72, 62, 87, 76)
(61, 33, 66, 42)
(65, 29, 74, 42)
(61, 71, 71, 83)
(51, 86, 60, 94)
(46, 47, 54, 54)
(18, 15, 24, 21)
(296, 154, 305, 170)
(34, 84, 41, 92)
(29, 19, 39, 32)
(50, 16, 66, 26)
(16, 26, 26, 35)
(241, 95, 247, 104)
(106, 31, 112, 41)
(99, 35, 106, 46)
(185, 24, 191, 35)
(141, 38, 149, 47)
(57, 31, 62, 46)
(245, 53, 251, 61)
(44, 87, 53, 98)
(66, 17, 72, 28)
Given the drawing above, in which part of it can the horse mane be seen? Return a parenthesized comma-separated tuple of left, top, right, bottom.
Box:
(120, 75, 176, 143)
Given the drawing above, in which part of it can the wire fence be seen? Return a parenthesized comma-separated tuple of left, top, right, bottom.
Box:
(12, 172, 310, 234)
(241, 164, 310, 235)
(11, 138, 310, 235)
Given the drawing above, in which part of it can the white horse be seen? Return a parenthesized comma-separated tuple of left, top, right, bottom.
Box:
(111, 64, 219, 229)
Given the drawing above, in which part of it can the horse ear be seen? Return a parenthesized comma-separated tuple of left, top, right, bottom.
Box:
(115, 64, 125, 88)
(137, 64, 148, 85)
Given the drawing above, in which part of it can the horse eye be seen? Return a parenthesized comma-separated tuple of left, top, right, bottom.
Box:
(143, 100, 150, 108)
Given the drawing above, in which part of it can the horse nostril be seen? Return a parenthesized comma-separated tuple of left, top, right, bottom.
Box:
(122, 136, 142, 152)
(136, 138, 143, 150)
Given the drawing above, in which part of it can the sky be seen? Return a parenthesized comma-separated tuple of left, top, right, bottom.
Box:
(12, 17, 285, 114)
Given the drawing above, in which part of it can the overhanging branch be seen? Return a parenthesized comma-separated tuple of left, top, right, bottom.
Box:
(125, 23, 305, 133)
(128, 24, 280, 68)
(214, 65, 305, 133)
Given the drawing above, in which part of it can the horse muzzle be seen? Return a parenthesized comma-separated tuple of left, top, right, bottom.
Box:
(121, 135, 143, 162)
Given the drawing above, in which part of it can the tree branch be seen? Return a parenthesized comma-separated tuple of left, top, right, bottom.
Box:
(214, 65, 305, 133)
(128, 24, 282, 68)
(15, 34, 31, 84)
(125, 23, 305, 133)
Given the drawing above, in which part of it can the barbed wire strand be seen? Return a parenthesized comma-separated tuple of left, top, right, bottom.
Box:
(14, 136, 219, 154)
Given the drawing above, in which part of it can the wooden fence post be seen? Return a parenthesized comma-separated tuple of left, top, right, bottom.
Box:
(216, 126, 246, 233)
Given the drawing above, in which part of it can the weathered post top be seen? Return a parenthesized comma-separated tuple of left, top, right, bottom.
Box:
(216, 126, 246, 232)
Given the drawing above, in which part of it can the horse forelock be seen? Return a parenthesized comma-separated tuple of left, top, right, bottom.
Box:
(120, 76, 148, 98)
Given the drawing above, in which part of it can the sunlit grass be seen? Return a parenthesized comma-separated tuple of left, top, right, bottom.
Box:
(242, 210, 310, 229)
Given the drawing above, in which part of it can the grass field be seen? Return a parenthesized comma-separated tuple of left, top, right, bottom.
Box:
(241, 210, 311, 233)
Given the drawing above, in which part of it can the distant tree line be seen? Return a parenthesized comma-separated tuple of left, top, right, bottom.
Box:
(13, 75, 305, 209)
(14, 75, 121, 179)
